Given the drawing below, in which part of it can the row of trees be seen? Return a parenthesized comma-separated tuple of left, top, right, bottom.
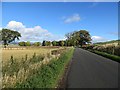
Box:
(1, 28, 92, 47)
(42, 40, 65, 46)
(18, 40, 66, 46)
(18, 41, 41, 46)
(42, 30, 92, 47)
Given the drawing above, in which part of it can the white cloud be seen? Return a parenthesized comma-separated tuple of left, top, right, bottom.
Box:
(7, 21, 25, 30)
(63, 14, 80, 23)
(91, 36, 108, 43)
(6, 21, 65, 42)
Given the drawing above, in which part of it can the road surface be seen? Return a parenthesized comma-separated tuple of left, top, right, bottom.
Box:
(66, 48, 118, 88)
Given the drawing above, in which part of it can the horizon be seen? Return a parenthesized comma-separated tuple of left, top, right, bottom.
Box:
(2, 2, 118, 43)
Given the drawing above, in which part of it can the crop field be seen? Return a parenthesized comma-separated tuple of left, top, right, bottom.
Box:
(2, 46, 73, 88)
(2, 47, 58, 62)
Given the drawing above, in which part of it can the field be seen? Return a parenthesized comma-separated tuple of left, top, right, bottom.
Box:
(2, 47, 58, 62)
(2, 46, 74, 88)
(83, 40, 120, 62)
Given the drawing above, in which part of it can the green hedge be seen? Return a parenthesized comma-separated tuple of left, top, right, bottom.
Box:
(90, 50, 120, 63)
(15, 48, 74, 88)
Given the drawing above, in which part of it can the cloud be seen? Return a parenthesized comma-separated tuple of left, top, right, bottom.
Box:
(91, 36, 108, 43)
(7, 21, 25, 30)
(63, 14, 80, 23)
(6, 21, 65, 42)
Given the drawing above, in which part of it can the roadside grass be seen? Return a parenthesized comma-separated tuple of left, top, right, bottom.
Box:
(89, 50, 120, 63)
(15, 47, 74, 88)
(2, 53, 45, 88)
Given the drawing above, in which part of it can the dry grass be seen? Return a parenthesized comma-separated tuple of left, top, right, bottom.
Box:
(2, 46, 67, 88)
(2, 47, 59, 63)
(101, 42, 118, 47)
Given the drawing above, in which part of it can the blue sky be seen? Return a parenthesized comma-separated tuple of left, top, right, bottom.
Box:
(2, 2, 118, 42)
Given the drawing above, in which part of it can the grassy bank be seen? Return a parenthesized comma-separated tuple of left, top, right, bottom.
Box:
(89, 50, 120, 63)
(15, 48, 74, 88)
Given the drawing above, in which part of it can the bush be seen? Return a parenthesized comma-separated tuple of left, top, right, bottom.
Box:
(18, 41, 25, 46)
(92, 44, 120, 56)
(93, 50, 120, 63)
(15, 48, 74, 88)
(114, 45, 120, 56)
(25, 41, 31, 46)
(33, 42, 41, 46)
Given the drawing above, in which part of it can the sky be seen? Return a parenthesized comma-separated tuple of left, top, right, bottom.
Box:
(2, 0, 120, 2)
(2, 2, 118, 43)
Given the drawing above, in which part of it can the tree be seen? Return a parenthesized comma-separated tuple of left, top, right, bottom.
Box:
(77, 30, 91, 47)
(33, 42, 41, 46)
(56, 41, 59, 46)
(45, 41, 51, 46)
(52, 41, 57, 46)
(1, 29, 21, 48)
(65, 30, 91, 47)
(25, 41, 31, 46)
(18, 41, 25, 46)
(42, 40, 46, 46)
(59, 40, 64, 46)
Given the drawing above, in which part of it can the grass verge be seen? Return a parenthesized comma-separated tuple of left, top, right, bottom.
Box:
(15, 48, 74, 88)
(89, 49, 120, 63)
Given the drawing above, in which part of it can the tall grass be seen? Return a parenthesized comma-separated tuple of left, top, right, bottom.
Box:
(2, 53, 45, 88)
(2, 47, 73, 88)
(15, 48, 74, 88)
(91, 50, 120, 63)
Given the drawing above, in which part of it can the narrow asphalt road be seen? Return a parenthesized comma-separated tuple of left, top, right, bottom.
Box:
(67, 48, 118, 88)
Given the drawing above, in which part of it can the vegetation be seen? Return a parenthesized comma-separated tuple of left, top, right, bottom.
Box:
(18, 41, 26, 46)
(32, 42, 41, 46)
(1, 29, 21, 48)
(2, 47, 57, 62)
(15, 48, 74, 88)
(89, 50, 120, 63)
(2, 53, 45, 88)
(83, 40, 120, 62)
(2, 47, 74, 88)
(65, 30, 92, 47)
(93, 45, 120, 56)
(35, 30, 92, 47)
(94, 40, 120, 45)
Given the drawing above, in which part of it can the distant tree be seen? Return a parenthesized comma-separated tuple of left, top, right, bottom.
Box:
(65, 30, 91, 47)
(25, 41, 31, 46)
(42, 40, 46, 46)
(1, 28, 21, 48)
(64, 40, 67, 46)
(33, 42, 41, 46)
(59, 40, 64, 46)
(18, 41, 25, 46)
(76, 30, 91, 46)
(56, 41, 60, 46)
(52, 41, 57, 46)
(45, 41, 51, 46)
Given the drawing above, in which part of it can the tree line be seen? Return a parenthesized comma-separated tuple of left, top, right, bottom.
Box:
(0, 28, 92, 47)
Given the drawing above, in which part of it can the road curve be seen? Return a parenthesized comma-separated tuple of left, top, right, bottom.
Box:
(66, 48, 118, 88)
